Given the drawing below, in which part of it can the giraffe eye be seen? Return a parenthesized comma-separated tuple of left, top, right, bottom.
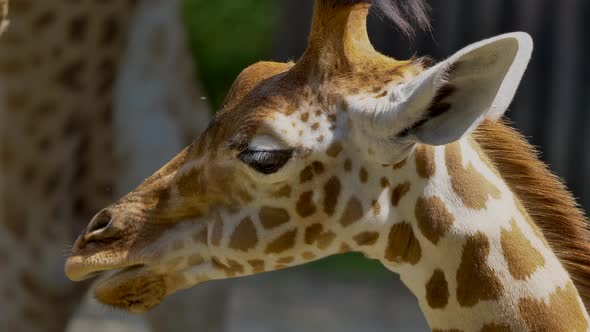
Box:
(238, 149, 293, 174)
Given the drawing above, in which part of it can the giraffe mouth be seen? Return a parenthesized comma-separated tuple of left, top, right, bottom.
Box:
(65, 255, 170, 312)
(93, 264, 167, 313)
(65, 253, 147, 282)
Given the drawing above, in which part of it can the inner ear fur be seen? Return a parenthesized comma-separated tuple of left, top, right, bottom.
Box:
(400, 32, 533, 146)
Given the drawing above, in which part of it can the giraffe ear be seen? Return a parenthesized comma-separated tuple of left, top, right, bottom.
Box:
(393, 32, 533, 145)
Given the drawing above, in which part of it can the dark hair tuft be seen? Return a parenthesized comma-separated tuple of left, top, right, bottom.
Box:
(372, 0, 431, 36)
(335, 0, 431, 36)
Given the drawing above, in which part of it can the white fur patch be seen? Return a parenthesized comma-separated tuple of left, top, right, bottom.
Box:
(249, 135, 288, 151)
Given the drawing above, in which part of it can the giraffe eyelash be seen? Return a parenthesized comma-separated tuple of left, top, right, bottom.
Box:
(237, 149, 293, 174)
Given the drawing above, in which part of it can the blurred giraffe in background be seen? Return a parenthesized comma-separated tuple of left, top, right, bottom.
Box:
(0, 0, 226, 331)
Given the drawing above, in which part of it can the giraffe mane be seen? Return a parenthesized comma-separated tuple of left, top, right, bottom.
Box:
(473, 118, 590, 311)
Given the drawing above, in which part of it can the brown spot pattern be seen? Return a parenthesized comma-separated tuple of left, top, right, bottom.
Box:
(456, 232, 504, 307)
(272, 185, 292, 198)
(426, 269, 449, 309)
(391, 181, 411, 207)
(415, 145, 436, 178)
(323, 177, 341, 216)
(344, 159, 352, 172)
(259, 207, 290, 229)
(339, 196, 363, 227)
(265, 229, 297, 254)
(445, 143, 501, 210)
(296, 191, 317, 218)
(353, 232, 380, 246)
(385, 222, 422, 265)
(359, 167, 368, 183)
(304, 224, 336, 250)
(302, 252, 316, 260)
(518, 282, 587, 332)
(212, 258, 244, 277)
(277, 256, 294, 264)
(237, 189, 253, 203)
(501, 219, 545, 280)
(316, 231, 336, 250)
(248, 259, 265, 273)
(480, 324, 512, 332)
(300, 162, 324, 184)
(300, 166, 314, 183)
(415, 196, 454, 245)
(326, 142, 342, 157)
(312, 161, 325, 174)
(339, 243, 352, 253)
(229, 217, 258, 252)
(304, 224, 324, 245)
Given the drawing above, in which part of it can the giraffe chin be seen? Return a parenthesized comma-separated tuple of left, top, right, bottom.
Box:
(93, 265, 167, 313)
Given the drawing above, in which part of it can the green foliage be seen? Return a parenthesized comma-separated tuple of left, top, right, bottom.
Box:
(183, 0, 277, 109)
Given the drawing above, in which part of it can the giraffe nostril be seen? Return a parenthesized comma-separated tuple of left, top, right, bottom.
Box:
(84, 209, 117, 242)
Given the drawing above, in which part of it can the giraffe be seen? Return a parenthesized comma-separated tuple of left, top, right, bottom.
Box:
(65, 0, 590, 330)
(0, 0, 222, 331)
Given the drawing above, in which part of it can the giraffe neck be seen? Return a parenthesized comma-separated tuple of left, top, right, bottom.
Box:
(356, 138, 590, 331)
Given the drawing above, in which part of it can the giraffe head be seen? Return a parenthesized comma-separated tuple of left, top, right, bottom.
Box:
(65, 0, 532, 313)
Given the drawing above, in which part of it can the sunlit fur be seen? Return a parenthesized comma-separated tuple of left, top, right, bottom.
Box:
(474, 119, 590, 312)
(65, 0, 590, 329)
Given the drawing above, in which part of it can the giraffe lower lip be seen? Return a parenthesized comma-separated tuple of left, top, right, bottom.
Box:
(65, 254, 147, 282)
(94, 265, 166, 313)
